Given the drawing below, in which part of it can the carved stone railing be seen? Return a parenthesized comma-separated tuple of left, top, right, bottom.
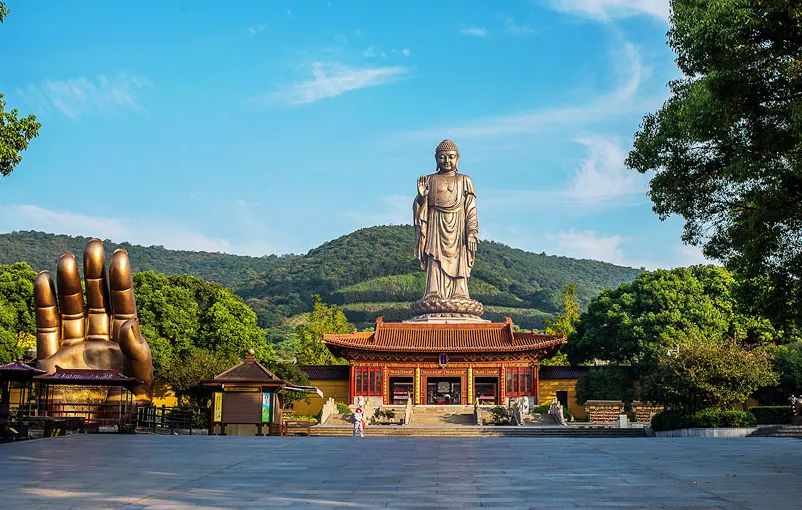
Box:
(403, 397, 413, 425)
(320, 397, 338, 425)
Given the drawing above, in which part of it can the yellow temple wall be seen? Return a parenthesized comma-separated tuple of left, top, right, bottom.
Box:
(151, 382, 179, 407)
(290, 379, 349, 417)
(538, 378, 586, 420)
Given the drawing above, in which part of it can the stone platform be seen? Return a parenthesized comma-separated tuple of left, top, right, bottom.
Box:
(1, 435, 801, 509)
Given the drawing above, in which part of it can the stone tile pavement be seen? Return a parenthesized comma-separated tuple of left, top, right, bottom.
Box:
(0, 435, 799, 509)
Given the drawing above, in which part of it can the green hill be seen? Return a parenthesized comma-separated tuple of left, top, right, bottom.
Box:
(0, 226, 642, 330)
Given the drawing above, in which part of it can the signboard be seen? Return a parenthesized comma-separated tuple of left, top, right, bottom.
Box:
(261, 392, 272, 423)
(439, 353, 448, 366)
(213, 392, 223, 422)
(223, 385, 259, 392)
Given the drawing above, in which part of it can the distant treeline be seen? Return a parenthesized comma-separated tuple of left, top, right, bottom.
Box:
(0, 226, 642, 329)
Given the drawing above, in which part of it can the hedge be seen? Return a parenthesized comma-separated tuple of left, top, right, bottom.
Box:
(750, 406, 792, 425)
(651, 409, 757, 431)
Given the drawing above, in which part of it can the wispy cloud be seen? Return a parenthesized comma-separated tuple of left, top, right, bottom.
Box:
(248, 24, 266, 35)
(403, 41, 643, 139)
(546, 0, 669, 22)
(555, 229, 627, 265)
(17, 73, 151, 119)
(460, 26, 488, 37)
(566, 136, 647, 203)
(0, 204, 277, 256)
(260, 63, 407, 106)
(500, 16, 536, 35)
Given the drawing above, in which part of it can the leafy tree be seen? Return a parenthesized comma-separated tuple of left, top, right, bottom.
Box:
(627, 1, 802, 337)
(757, 342, 802, 403)
(0, 262, 36, 362)
(165, 349, 231, 406)
(0, 3, 41, 178)
(575, 366, 635, 405)
(133, 271, 275, 382)
(295, 296, 351, 365)
(566, 265, 776, 367)
(641, 334, 777, 412)
(542, 283, 580, 366)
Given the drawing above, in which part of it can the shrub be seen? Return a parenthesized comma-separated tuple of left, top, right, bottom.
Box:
(335, 402, 351, 414)
(532, 403, 551, 414)
(750, 406, 792, 425)
(488, 406, 511, 425)
(650, 408, 756, 431)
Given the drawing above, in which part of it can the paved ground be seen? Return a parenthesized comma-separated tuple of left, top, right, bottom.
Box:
(0, 435, 799, 509)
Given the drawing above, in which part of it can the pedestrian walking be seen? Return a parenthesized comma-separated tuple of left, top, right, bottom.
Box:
(353, 407, 365, 438)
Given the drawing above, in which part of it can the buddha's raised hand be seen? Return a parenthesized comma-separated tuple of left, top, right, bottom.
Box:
(34, 239, 153, 403)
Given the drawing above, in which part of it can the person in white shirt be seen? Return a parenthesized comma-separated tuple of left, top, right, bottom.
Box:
(353, 407, 365, 438)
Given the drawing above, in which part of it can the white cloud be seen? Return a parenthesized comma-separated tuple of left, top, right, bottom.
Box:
(460, 26, 488, 37)
(555, 229, 627, 265)
(0, 204, 277, 256)
(547, 0, 669, 22)
(344, 194, 409, 227)
(401, 48, 411, 58)
(404, 41, 643, 139)
(500, 16, 536, 35)
(248, 24, 266, 35)
(17, 73, 151, 119)
(566, 136, 647, 203)
(261, 63, 407, 106)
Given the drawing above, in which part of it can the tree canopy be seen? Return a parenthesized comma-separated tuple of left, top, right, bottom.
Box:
(0, 262, 36, 363)
(565, 265, 776, 367)
(641, 334, 777, 412)
(627, 1, 802, 337)
(294, 296, 351, 365)
(0, 3, 40, 178)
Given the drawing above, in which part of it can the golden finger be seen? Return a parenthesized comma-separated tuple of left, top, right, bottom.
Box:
(83, 239, 111, 341)
(57, 253, 86, 345)
(109, 249, 137, 342)
(119, 319, 153, 403)
(34, 271, 60, 360)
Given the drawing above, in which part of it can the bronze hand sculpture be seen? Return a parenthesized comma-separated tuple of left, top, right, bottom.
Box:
(34, 239, 153, 403)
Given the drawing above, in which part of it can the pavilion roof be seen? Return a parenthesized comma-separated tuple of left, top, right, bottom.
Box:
(33, 367, 139, 387)
(324, 317, 564, 354)
(203, 351, 286, 387)
(0, 360, 45, 380)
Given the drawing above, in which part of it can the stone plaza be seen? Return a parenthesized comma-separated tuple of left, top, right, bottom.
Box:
(0, 435, 799, 509)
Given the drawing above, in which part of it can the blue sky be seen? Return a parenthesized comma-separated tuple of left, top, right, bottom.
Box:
(0, 0, 706, 269)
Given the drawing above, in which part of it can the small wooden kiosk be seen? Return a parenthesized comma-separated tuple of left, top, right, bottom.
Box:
(0, 360, 45, 439)
(204, 351, 288, 436)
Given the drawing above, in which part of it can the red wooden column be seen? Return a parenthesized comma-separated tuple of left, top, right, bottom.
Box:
(349, 364, 356, 405)
(499, 365, 506, 404)
(533, 364, 539, 404)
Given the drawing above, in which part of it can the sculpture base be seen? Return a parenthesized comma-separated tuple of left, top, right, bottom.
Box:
(409, 297, 485, 323)
(405, 313, 489, 324)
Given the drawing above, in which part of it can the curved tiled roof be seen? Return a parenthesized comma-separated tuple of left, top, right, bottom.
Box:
(324, 318, 563, 353)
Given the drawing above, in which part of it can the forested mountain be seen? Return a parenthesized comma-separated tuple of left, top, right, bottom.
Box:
(0, 227, 642, 329)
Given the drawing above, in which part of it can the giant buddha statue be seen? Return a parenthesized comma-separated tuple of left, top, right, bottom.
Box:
(411, 139, 484, 321)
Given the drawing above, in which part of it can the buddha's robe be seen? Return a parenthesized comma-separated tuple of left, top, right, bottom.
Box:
(413, 171, 478, 300)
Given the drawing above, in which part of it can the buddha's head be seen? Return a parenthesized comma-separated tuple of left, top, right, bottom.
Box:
(435, 139, 459, 174)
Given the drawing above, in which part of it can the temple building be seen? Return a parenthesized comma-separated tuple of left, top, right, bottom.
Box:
(322, 317, 563, 409)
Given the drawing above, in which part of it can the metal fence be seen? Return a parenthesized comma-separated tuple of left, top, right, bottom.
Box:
(135, 406, 209, 435)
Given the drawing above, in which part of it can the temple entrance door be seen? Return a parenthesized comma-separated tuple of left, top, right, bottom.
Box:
(390, 377, 413, 405)
(474, 377, 498, 405)
(426, 377, 461, 405)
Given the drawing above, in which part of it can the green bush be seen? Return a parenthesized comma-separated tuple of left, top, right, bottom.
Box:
(651, 409, 757, 431)
(336, 402, 351, 414)
(488, 406, 511, 425)
(575, 366, 635, 405)
(750, 406, 792, 425)
(532, 403, 550, 414)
